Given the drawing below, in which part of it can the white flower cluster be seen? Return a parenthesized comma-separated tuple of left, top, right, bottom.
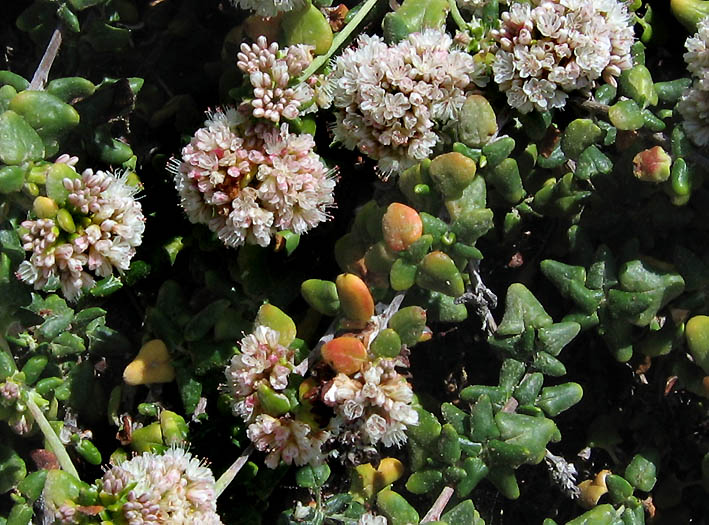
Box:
(171, 107, 336, 248)
(491, 0, 634, 113)
(17, 162, 144, 302)
(678, 17, 709, 146)
(225, 325, 297, 421)
(247, 414, 331, 468)
(322, 359, 418, 448)
(330, 29, 485, 176)
(230, 0, 305, 18)
(225, 324, 330, 467)
(100, 448, 222, 525)
(237, 37, 320, 123)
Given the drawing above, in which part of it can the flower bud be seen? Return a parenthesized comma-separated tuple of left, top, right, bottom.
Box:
(55, 209, 76, 233)
(633, 146, 672, 183)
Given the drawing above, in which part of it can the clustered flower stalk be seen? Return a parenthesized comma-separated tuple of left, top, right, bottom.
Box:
(224, 297, 419, 469)
(171, 37, 336, 249)
(491, 0, 635, 113)
(95, 448, 222, 524)
(678, 16, 709, 146)
(329, 29, 487, 176)
(16, 155, 145, 302)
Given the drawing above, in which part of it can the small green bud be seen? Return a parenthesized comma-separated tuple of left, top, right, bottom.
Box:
(55, 209, 76, 233)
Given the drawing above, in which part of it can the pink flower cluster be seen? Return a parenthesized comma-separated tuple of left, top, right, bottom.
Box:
(237, 37, 317, 123)
(17, 162, 144, 302)
(225, 325, 297, 421)
(171, 107, 335, 248)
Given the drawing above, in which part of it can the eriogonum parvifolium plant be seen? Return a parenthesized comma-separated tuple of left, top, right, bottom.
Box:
(2, 0, 709, 523)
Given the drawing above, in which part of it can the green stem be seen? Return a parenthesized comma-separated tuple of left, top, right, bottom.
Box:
(25, 394, 79, 479)
(448, 0, 468, 32)
(297, 0, 381, 83)
(215, 444, 254, 498)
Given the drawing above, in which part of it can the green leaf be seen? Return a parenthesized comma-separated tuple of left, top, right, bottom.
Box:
(625, 452, 658, 492)
(296, 464, 331, 489)
(0, 110, 45, 165)
(0, 444, 26, 494)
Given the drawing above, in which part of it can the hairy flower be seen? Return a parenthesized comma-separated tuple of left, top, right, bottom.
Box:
(247, 414, 330, 468)
(678, 17, 709, 146)
(230, 0, 305, 17)
(17, 167, 144, 302)
(237, 37, 319, 123)
(322, 359, 418, 448)
(330, 29, 484, 176)
(101, 448, 222, 525)
(171, 108, 335, 248)
(225, 325, 299, 421)
(491, 0, 634, 113)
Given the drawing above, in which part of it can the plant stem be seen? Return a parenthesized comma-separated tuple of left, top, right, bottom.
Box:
(448, 0, 468, 32)
(215, 444, 254, 498)
(297, 0, 380, 83)
(25, 395, 79, 479)
(29, 27, 63, 90)
(420, 485, 454, 523)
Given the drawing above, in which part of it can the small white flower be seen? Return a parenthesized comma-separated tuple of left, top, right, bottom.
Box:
(330, 29, 481, 176)
(491, 0, 634, 112)
(103, 448, 222, 524)
(230, 0, 305, 17)
(247, 415, 330, 468)
(678, 17, 709, 146)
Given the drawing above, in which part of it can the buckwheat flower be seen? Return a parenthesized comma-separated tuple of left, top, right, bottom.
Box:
(491, 0, 634, 113)
(171, 108, 335, 249)
(247, 414, 330, 468)
(237, 37, 315, 123)
(257, 125, 336, 234)
(225, 325, 299, 421)
(358, 512, 388, 525)
(101, 448, 222, 525)
(678, 17, 709, 146)
(322, 359, 418, 448)
(230, 0, 305, 17)
(330, 29, 483, 176)
(16, 165, 144, 302)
